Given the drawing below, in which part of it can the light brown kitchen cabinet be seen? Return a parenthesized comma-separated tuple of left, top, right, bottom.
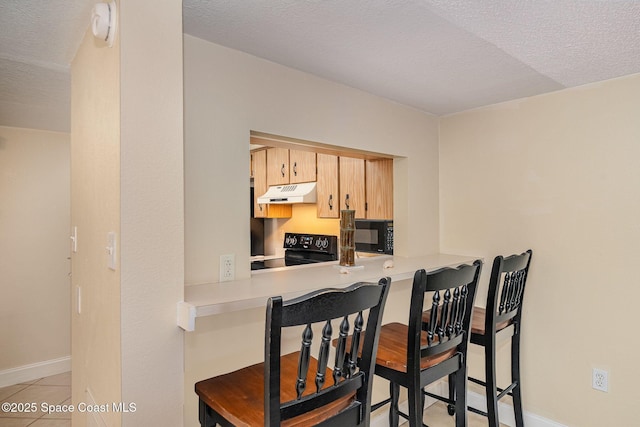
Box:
(316, 153, 339, 218)
(252, 149, 291, 218)
(339, 157, 366, 218)
(289, 149, 316, 183)
(253, 141, 392, 221)
(365, 158, 393, 219)
(266, 147, 290, 186)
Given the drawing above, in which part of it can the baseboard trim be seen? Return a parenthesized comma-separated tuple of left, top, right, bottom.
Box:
(371, 381, 566, 427)
(0, 356, 71, 388)
(466, 389, 567, 427)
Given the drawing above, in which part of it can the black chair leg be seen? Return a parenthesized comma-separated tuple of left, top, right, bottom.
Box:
(485, 340, 500, 427)
(389, 382, 400, 427)
(447, 372, 456, 415)
(453, 369, 467, 427)
(512, 334, 525, 427)
(407, 380, 424, 427)
(199, 399, 220, 427)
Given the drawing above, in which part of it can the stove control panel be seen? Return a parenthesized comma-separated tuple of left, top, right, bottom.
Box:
(283, 233, 338, 254)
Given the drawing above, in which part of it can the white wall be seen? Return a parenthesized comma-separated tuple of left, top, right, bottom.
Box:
(183, 35, 440, 426)
(0, 126, 70, 378)
(439, 73, 640, 426)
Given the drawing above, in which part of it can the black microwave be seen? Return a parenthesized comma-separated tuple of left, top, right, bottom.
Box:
(354, 220, 393, 255)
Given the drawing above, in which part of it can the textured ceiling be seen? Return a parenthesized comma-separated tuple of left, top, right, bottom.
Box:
(2, 1, 640, 133)
(183, 0, 640, 115)
(0, 0, 94, 132)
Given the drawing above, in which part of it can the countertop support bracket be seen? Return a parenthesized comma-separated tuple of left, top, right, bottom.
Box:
(177, 301, 197, 331)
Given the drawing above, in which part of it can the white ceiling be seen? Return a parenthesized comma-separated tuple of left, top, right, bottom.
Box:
(2, 1, 640, 133)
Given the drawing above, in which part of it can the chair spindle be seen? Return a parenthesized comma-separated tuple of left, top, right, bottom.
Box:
(455, 285, 468, 335)
(333, 316, 349, 384)
(499, 273, 510, 314)
(296, 324, 313, 399)
(347, 311, 364, 377)
(447, 287, 460, 339)
(437, 289, 451, 343)
(315, 320, 332, 392)
(427, 291, 440, 346)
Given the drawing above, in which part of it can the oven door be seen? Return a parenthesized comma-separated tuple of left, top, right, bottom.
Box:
(251, 258, 286, 270)
(285, 250, 337, 266)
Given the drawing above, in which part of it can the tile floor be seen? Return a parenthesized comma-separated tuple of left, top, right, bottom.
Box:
(421, 400, 506, 427)
(0, 372, 502, 426)
(0, 372, 71, 427)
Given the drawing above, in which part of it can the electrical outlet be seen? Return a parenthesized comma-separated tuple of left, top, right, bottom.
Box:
(592, 368, 608, 392)
(220, 254, 235, 282)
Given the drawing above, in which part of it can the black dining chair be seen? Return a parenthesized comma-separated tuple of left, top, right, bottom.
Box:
(372, 261, 482, 427)
(468, 250, 533, 427)
(195, 278, 390, 426)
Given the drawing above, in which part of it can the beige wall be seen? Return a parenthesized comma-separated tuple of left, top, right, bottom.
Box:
(183, 35, 440, 426)
(439, 73, 640, 426)
(184, 35, 441, 287)
(71, 18, 122, 427)
(71, 1, 184, 426)
(119, 1, 184, 426)
(0, 126, 70, 372)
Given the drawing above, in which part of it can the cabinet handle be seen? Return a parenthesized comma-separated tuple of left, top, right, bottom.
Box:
(281, 164, 285, 177)
(293, 162, 297, 176)
(328, 194, 333, 210)
(345, 194, 350, 209)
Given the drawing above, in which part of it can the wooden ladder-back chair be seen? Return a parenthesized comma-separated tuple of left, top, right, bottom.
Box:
(373, 261, 482, 427)
(468, 250, 533, 427)
(195, 278, 390, 427)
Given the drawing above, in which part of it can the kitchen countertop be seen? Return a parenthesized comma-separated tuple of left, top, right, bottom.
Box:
(177, 253, 480, 331)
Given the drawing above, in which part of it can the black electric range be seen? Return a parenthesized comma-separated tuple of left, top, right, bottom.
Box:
(251, 232, 338, 271)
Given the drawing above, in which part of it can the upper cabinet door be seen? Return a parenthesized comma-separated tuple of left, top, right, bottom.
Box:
(316, 153, 339, 218)
(266, 147, 289, 185)
(289, 149, 316, 183)
(365, 158, 393, 219)
(252, 149, 292, 218)
(252, 149, 268, 218)
(339, 157, 366, 219)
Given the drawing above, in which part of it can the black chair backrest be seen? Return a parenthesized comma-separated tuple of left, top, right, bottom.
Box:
(485, 250, 533, 334)
(265, 278, 390, 426)
(410, 261, 482, 367)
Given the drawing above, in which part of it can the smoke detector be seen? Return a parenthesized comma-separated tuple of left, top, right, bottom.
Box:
(91, 1, 117, 47)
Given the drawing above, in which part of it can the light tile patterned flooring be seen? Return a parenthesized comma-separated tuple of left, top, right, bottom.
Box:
(421, 401, 506, 427)
(0, 371, 502, 426)
(0, 372, 71, 427)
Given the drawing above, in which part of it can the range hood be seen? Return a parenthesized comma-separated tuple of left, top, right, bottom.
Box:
(258, 182, 317, 204)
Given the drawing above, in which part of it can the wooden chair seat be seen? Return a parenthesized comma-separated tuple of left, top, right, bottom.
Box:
(195, 352, 355, 427)
(470, 307, 511, 335)
(375, 322, 457, 373)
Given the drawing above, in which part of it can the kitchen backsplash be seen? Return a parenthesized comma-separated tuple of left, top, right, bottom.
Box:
(264, 204, 340, 257)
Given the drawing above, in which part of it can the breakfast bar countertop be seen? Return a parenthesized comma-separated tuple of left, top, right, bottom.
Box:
(177, 253, 480, 331)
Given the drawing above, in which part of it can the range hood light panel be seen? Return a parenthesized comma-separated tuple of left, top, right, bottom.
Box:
(257, 182, 317, 204)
